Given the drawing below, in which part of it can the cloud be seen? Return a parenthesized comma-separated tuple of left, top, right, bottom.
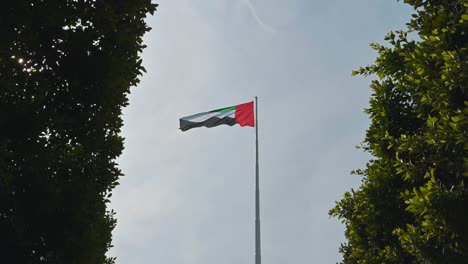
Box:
(109, 1, 415, 263)
(239, 0, 275, 33)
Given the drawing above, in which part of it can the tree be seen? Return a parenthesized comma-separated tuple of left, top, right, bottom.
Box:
(0, 1, 157, 263)
(330, 0, 468, 263)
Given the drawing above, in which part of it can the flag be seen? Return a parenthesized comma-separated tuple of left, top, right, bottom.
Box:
(179, 101, 254, 131)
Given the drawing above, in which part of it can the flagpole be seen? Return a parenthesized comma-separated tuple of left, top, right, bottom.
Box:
(255, 96, 261, 264)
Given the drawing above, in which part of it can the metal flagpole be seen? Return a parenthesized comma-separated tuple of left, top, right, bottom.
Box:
(255, 96, 261, 264)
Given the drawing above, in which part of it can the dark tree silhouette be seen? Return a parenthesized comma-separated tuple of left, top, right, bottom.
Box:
(0, 1, 157, 263)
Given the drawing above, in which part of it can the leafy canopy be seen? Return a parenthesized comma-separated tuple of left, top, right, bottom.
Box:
(330, 0, 468, 263)
(0, 1, 157, 263)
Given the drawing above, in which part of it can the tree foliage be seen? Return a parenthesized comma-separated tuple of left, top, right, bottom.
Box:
(0, 1, 157, 263)
(330, 0, 468, 263)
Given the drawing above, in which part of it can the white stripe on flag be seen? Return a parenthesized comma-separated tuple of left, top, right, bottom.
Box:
(182, 110, 235, 123)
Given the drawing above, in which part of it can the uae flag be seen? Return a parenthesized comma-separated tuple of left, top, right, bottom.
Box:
(180, 101, 255, 131)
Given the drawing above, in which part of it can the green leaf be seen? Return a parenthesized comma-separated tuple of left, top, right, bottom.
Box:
(451, 115, 465, 123)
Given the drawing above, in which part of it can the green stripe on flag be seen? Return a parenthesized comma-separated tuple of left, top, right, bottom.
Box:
(210, 105, 235, 113)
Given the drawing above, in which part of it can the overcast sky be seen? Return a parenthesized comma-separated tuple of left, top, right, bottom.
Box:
(109, 1, 413, 263)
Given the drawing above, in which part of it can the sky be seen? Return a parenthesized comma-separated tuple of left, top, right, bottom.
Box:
(109, 1, 413, 263)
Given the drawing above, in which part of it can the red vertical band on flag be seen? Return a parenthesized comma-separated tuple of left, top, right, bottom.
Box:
(235, 101, 255, 127)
